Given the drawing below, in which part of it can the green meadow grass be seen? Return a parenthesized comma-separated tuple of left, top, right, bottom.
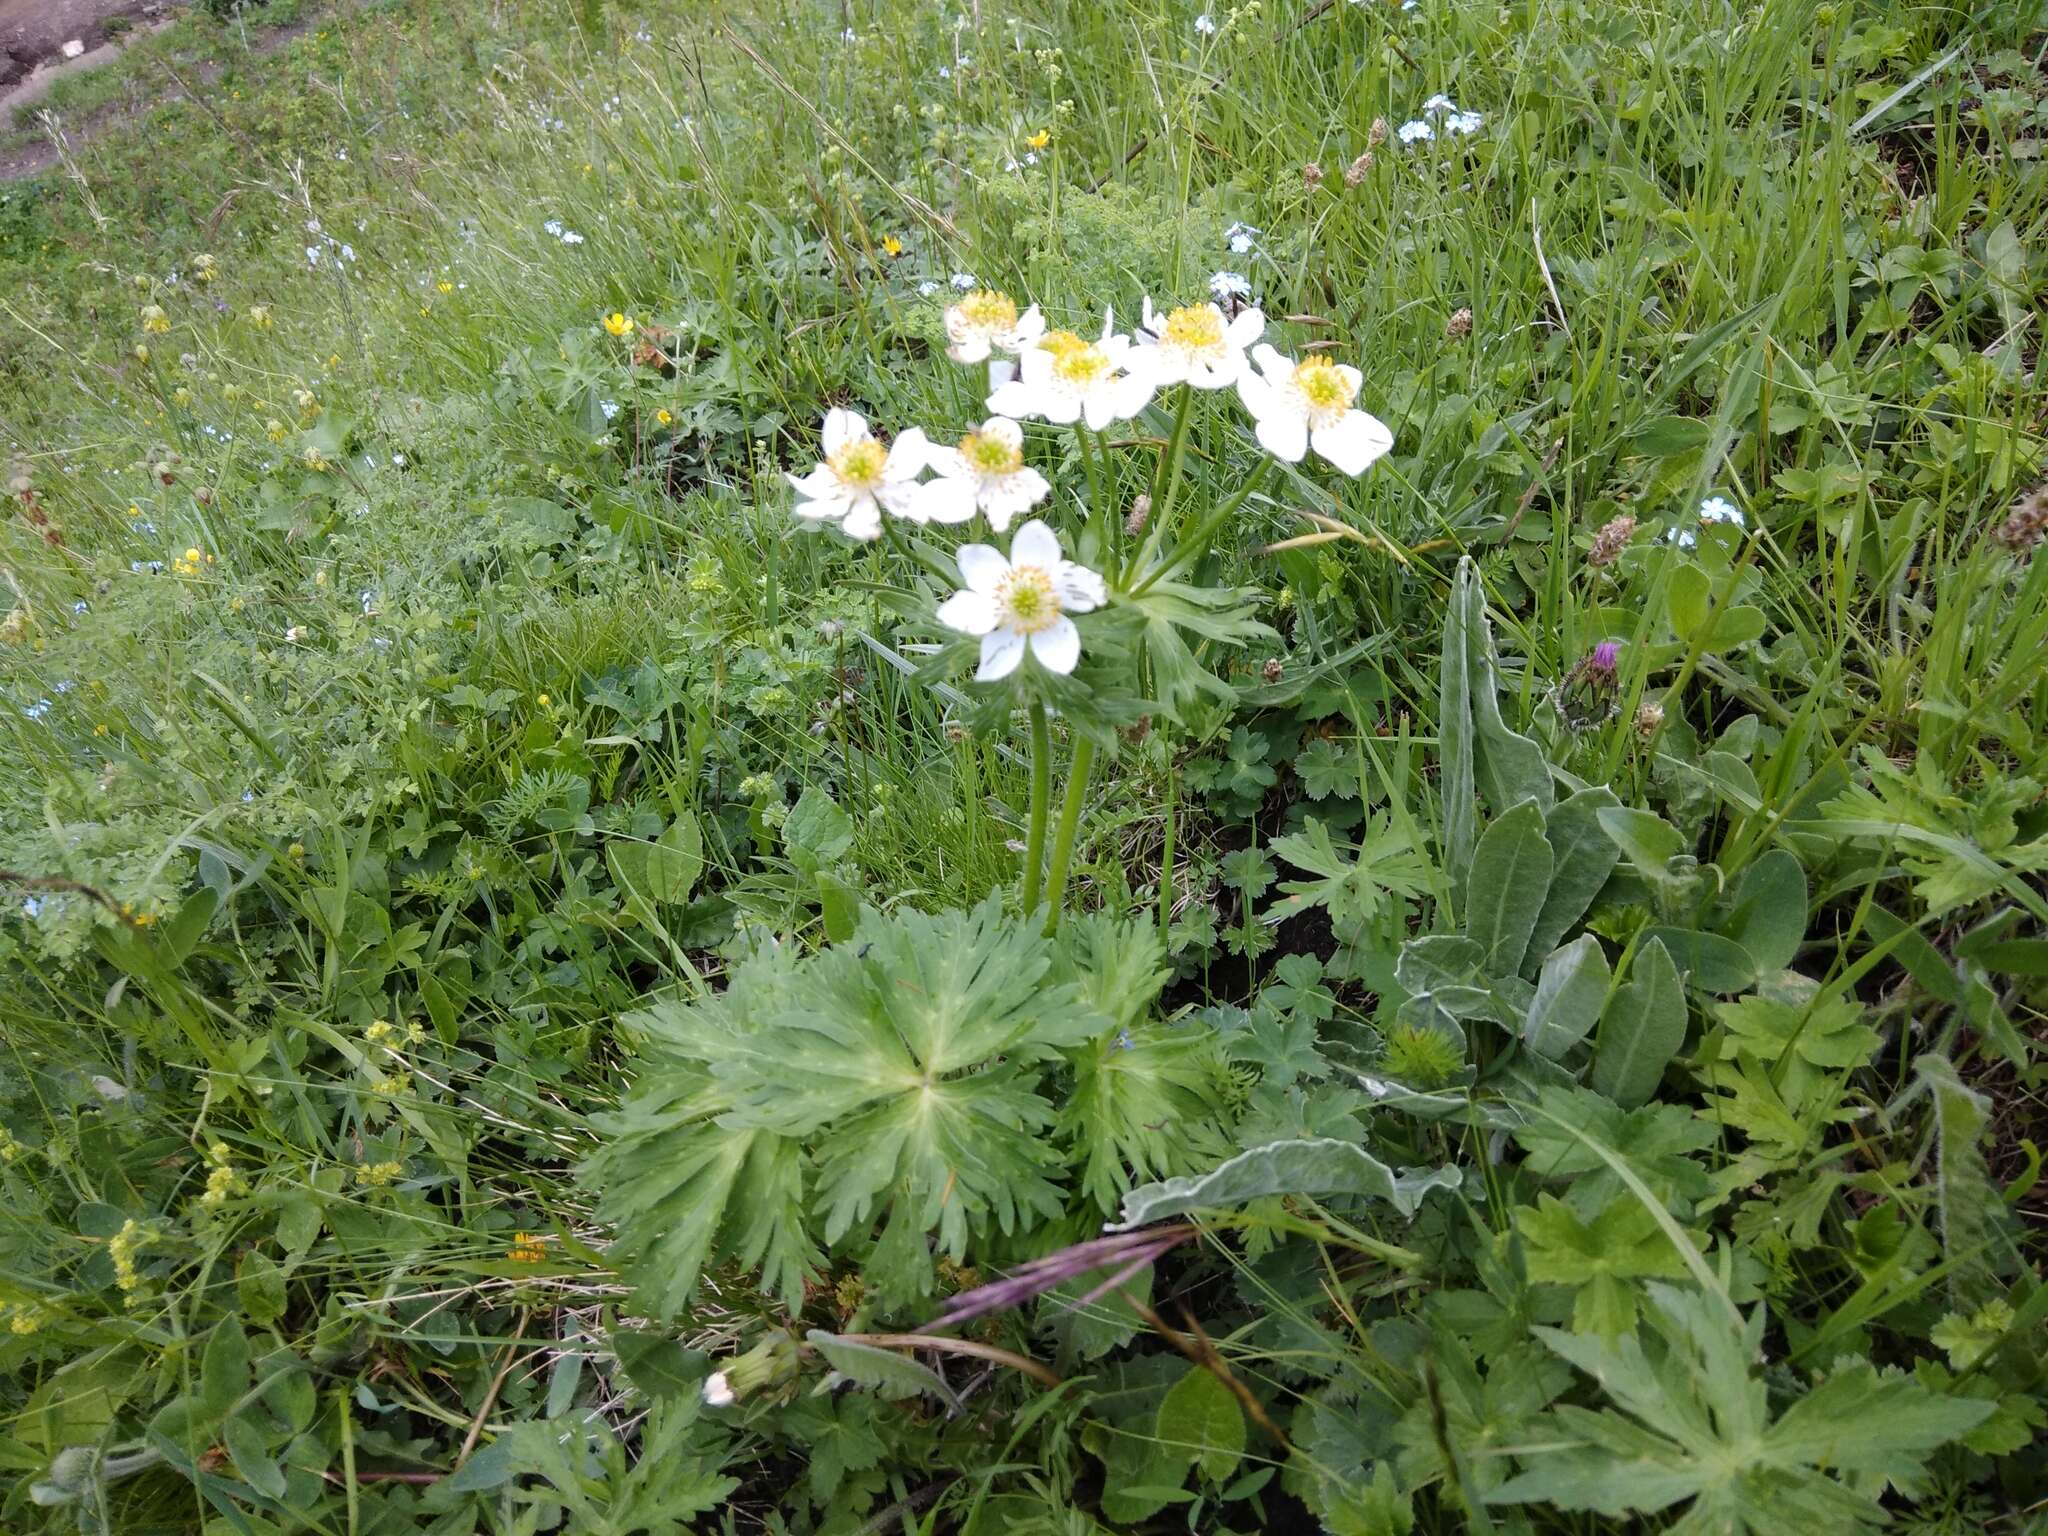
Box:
(0, 0, 2043, 1530)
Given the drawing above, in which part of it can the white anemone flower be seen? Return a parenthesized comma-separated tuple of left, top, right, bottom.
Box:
(1236, 344, 1394, 475)
(1136, 296, 1264, 388)
(938, 519, 1106, 681)
(914, 417, 1052, 531)
(986, 313, 1157, 430)
(944, 288, 1045, 364)
(786, 408, 931, 540)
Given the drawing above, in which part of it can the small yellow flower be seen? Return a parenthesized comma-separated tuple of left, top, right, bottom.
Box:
(109, 1219, 145, 1293)
(134, 344, 151, 364)
(437, 280, 453, 294)
(508, 1233, 547, 1264)
(173, 387, 193, 407)
(303, 446, 329, 471)
(1025, 129, 1051, 150)
(655, 408, 673, 426)
(603, 311, 634, 338)
(880, 235, 904, 257)
(7, 1305, 46, 1335)
(536, 692, 551, 707)
(139, 304, 170, 335)
(126, 504, 141, 518)
(265, 419, 288, 443)
(193, 254, 219, 283)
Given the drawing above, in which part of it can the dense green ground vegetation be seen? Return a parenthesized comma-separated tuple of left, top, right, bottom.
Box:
(0, 0, 2044, 1530)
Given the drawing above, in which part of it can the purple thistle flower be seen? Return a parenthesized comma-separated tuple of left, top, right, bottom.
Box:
(1591, 641, 1621, 672)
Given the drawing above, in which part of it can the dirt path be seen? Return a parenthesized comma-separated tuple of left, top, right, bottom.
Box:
(0, 0, 178, 93)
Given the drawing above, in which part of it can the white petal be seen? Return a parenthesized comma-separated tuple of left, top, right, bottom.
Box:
(916, 476, 979, 525)
(1255, 410, 1310, 462)
(841, 500, 883, 540)
(987, 358, 1017, 390)
(792, 490, 851, 521)
(1080, 390, 1118, 432)
(1188, 354, 1238, 389)
(876, 479, 923, 516)
(937, 589, 999, 635)
(1235, 372, 1277, 422)
(1226, 309, 1266, 347)
(822, 408, 867, 456)
(1010, 519, 1063, 570)
(1030, 617, 1081, 674)
(1008, 305, 1045, 349)
(787, 464, 838, 497)
(947, 335, 993, 364)
(1310, 410, 1395, 476)
(977, 629, 1027, 680)
(1055, 562, 1107, 612)
(1140, 295, 1161, 332)
(981, 416, 1024, 452)
(924, 445, 969, 479)
(957, 542, 1010, 593)
(1040, 392, 1082, 425)
(984, 467, 1050, 527)
(987, 379, 1036, 419)
(886, 427, 933, 478)
(1334, 364, 1364, 396)
(1250, 342, 1291, 380)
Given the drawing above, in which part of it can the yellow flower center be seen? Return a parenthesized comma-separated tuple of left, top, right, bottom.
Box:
(829, 438, 888, 489)
(1038, 329, 1088, 357)
(995, 565, 1061, 634)
(956, 289, 1018, 332)
(963, 429, 1022, 476)
(1162, 304, 1225, 357)
(1292, 355, 1357, 425)
(1049, 340, 1112, 388)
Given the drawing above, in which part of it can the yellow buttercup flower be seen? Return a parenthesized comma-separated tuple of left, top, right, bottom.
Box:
(437, 280, 453, 294)
(1025, 129, 1051, 150)
(655, 408, 673, 426)
(880, 234, 904, 257)
(604, 311, 634, 338)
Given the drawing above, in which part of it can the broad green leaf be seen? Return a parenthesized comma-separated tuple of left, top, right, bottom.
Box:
(1112, 1137, 1458, 1229)
(1465, 801, 1553, 978)
(1521, 935, 1612, 1061)
(1913, 1054, 2011, 1312)
(1643, 926, 1757, 993)
(1441, 558, 1554, 879)
(816, 870, 861, 942)
(159, 887, 221, 967)
(1630, 415, 1712, 458)
(645, 816, 704, 902)
(611, 1333, 709, 1404)
(1718, 851, 1806, 973)
(199, 1317, 251, 1423)
(222, 1410, 285, 1499)
(236, 1251, 286, 1329)
(1528, 786, 1622, 960)
(1596, 806, 1687, 888)
(1156, 1366, 1245, 1484)
(1591, 939, 1686, 1107)
(1667, 562, 1711, 640)
(783, 786, 854, 875)
(806, 1331, 960, 1410)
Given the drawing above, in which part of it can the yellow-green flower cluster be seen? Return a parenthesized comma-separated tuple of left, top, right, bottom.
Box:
(109, 1219, 146, 1297)
(357, 1160, 404, 1188)
(198, 1141, 244, 1209)
(6, 1304, 49, 1336)
(0, 1125, 20, 1163)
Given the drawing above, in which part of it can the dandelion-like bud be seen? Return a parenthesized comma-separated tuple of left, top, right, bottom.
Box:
(1301, 161, 1324, 189)
(1344, 151, 1373, 186)
(1991, 484, 2048, 558)
(1445, 306, 1472, 338)
(1368, 116, 1388, 146)
(1125, 492, 1152, 535)
(1587, 513, 1637, 568)
(1634, 701, 1665, 738)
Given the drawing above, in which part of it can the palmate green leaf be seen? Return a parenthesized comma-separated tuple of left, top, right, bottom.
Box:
(1063, 1026, 1234, 1212)
(1265, 812, 1430, 929)
(1487, 1283, 1992, 1532)
(1515, 1193, 1694, 1336)
(1122, 578, 1276, 724)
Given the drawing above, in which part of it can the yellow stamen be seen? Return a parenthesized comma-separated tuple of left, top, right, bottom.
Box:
(829, 438, 888, 489)
(962, 429, 1022, 475)
(995, 565, 1061, 634)
(955, 289, 1018, 332)
(1292, 355, 1358, 425)
(1162, 304, 1225, 356)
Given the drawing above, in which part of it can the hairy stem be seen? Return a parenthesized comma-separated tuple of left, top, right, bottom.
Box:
(1041, 733, 1097, 934)
(1021, 701, 1051, 913)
